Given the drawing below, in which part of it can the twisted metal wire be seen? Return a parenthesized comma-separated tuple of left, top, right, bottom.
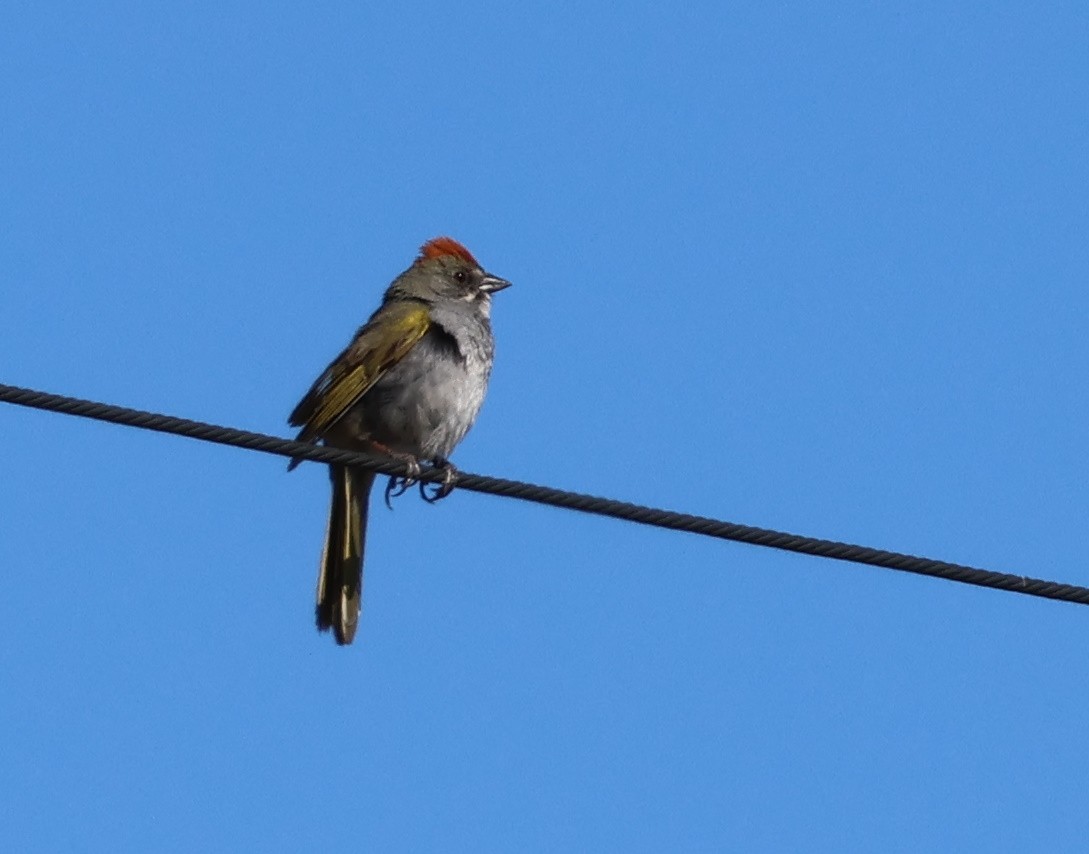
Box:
(2, 381, 1087, 606)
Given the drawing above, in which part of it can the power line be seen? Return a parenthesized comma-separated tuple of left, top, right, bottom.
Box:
(1, 380, 1086, 607)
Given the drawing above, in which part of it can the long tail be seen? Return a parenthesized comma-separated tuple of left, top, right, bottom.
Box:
(316, 465, 376, 645)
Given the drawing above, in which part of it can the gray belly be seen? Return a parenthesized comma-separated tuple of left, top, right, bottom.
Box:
(345, 327, 490, 460)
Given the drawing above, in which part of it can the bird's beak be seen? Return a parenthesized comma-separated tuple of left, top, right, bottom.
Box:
(479, 273, 512, 294)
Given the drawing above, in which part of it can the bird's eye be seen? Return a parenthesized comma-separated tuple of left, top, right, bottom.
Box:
(453, 270, 468, 284)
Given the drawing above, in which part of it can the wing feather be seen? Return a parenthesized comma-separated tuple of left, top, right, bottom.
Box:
(289, 301, 430, 443)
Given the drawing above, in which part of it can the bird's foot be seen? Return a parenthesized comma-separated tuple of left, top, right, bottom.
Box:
(381, 452, 422, 510)
(420, 458, 458, 504)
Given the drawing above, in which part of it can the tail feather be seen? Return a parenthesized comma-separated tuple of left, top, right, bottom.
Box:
(316, 465, 375, 645)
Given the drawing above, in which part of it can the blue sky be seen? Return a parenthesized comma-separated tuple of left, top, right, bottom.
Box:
(2, 2, 1088, 851)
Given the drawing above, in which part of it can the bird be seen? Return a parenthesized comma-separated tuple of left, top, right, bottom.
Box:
(288, 237, 511, 645)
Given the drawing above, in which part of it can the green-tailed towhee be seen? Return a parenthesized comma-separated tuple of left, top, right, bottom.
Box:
(288, 237, 511, 645)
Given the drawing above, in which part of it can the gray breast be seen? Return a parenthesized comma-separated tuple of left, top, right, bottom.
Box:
(356, 312, 494, 460)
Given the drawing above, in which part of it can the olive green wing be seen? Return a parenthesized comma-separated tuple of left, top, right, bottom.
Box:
(289, 300, 430, 445)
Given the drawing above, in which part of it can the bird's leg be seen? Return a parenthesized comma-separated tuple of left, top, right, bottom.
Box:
(420, 457, 458, 504)
(364, 440, 421, 510)
(383, 455, 422, 509)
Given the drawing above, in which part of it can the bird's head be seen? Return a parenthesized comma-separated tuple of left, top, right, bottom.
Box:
(389, 237, 511, 308)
